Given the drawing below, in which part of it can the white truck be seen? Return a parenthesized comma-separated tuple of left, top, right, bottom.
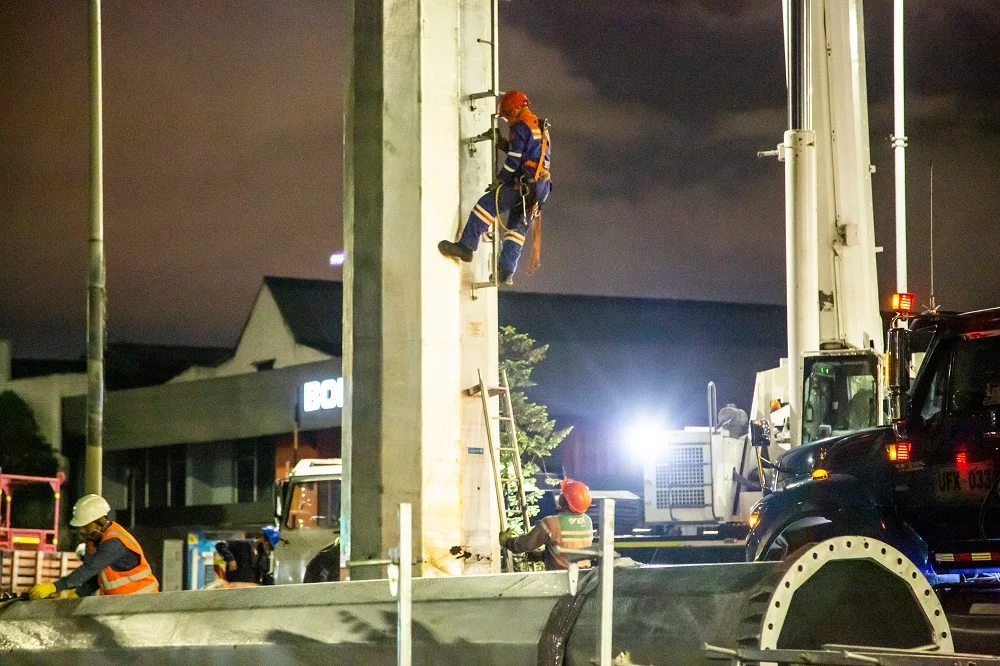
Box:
(272, 458, 342, 584)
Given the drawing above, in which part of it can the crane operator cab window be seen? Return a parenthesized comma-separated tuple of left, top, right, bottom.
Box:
(920, 359, 947, 424)
(801, 354, 880, 445)
(284, 478, 341, 530)
(950, 332, 1000, 413)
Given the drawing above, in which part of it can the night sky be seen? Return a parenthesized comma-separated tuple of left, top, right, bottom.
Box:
(2, 1, 999, 359)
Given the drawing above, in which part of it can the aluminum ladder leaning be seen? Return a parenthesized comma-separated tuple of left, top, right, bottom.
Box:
(468, 368, 532, 571)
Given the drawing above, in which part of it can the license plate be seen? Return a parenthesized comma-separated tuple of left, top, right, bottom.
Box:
(935, 463, 994, 501)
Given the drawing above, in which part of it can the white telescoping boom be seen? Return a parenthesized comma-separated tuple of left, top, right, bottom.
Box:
(754, 0, 885, 449)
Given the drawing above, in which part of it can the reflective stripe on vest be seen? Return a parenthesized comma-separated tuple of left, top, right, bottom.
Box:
(97, 522, 159, 595)
(557, 512, 594, 550)
(545, 512, 594, 570)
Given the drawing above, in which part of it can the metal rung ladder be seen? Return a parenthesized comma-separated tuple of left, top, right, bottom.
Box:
(468, 368, 531, 572)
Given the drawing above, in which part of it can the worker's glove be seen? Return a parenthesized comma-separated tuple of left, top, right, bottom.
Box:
(227, 560, 238, 573)
(28, 582, 57, 601)
(491, 127, 509, 152)
(484, 179, 502, 194)
(498, 528, 516, 548)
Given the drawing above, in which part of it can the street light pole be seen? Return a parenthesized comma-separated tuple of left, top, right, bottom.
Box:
(85, 0, 105, 496)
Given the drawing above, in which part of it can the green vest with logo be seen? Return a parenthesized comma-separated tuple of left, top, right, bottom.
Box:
(557, 511, 594, 551)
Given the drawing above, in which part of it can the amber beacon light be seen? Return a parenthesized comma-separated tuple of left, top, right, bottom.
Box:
(890, 292, 915, 314)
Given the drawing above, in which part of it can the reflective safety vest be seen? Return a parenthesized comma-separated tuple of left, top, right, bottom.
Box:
(95, 521, 159, 595)
(545, 511, 594, 570)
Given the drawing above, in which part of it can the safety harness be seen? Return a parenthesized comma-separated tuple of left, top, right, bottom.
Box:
(490, 111, 551, 275)
(520, 116, 551, 274)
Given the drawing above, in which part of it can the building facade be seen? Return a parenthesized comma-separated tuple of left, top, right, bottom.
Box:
(58, 278, 344, 580)
(5, 277, 791, 580)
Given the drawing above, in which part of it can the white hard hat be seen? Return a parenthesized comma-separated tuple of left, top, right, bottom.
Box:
(69, 494, 111, 527)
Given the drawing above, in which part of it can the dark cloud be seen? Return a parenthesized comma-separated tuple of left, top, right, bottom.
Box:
(505, 0, 1000, 313)
(1, 1, 344, 356)
(500, 1, 786, 122)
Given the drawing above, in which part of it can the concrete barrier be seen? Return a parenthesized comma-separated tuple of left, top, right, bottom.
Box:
(0, 537, 985, 665)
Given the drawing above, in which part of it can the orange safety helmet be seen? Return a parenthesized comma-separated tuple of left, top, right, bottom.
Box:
(498, 90, 529, 118)
(559, 478, 592, 514)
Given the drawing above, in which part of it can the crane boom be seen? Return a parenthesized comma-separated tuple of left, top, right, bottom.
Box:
(812, 0, 883, 353)
(756, 0, 885, 448)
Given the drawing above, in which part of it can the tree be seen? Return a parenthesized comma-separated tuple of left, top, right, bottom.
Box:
(0, 390, 59, 477)
(0, 391, 61, 528)
(498, 326, 572, 537)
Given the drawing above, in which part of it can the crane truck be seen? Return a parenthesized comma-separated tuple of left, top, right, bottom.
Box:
(633, 0, 885, 546)
(744, 2, 1000, 589)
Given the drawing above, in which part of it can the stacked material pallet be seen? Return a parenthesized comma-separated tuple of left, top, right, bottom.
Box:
(0, 550, 81, 594)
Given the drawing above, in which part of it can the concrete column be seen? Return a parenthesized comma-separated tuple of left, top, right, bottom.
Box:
(342, 0, 499, 577)
(458, 0, 502, 573)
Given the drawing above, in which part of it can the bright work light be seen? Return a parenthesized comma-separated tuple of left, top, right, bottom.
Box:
(622, 416, 667, 461)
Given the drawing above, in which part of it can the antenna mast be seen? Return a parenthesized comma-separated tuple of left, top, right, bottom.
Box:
(929, 162, 936, 311)
(893, 0, 908, 293)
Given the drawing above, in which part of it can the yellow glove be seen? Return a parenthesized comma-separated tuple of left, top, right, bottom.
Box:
(498, 528, 516, 548)
(29, 582, 57, 601)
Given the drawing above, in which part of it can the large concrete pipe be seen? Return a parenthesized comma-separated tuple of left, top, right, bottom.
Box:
(0, 537, 992, 664)
(561, 536, 956, 664)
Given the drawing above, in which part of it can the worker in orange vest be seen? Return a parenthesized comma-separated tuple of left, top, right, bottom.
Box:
(499, 478, 594, 570)
(29, 494, 159, 599)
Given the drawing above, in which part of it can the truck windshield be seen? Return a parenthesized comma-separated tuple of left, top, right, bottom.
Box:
(802, 355, 880, 444)
(285, 479, 341, 530)
(950, 333, 1000, 413)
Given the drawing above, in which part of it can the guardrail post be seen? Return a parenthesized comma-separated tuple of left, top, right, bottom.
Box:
(397, 502, 412, 666)
(598, 498, 615, 666)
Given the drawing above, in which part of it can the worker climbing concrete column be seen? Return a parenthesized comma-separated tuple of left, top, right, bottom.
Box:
(439, 90, 553, 285)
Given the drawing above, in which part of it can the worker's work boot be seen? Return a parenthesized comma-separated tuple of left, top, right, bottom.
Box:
(438, 240, 473, 263)
(491, 270, 514, 286)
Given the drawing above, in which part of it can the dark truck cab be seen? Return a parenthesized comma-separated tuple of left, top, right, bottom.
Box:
(747, 307, 1000, 582)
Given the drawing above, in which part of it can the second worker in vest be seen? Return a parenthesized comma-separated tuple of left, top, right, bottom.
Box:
(28, 494, 159, 600)
(498, 478, 593, 571)
(438, 89, 552, 286)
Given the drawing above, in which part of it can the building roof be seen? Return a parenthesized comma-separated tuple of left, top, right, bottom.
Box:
(10, 343, 233, 390)
(104, 343, 233, 389)
(10, 358, 87, 379)
(263, 277, 343, 356)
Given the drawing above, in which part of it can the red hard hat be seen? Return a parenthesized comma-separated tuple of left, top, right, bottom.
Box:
(559, 478, 592, 514)
(498, 90, 529, 117)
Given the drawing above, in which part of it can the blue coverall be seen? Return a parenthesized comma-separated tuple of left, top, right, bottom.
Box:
(459, 112, 552, 275)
